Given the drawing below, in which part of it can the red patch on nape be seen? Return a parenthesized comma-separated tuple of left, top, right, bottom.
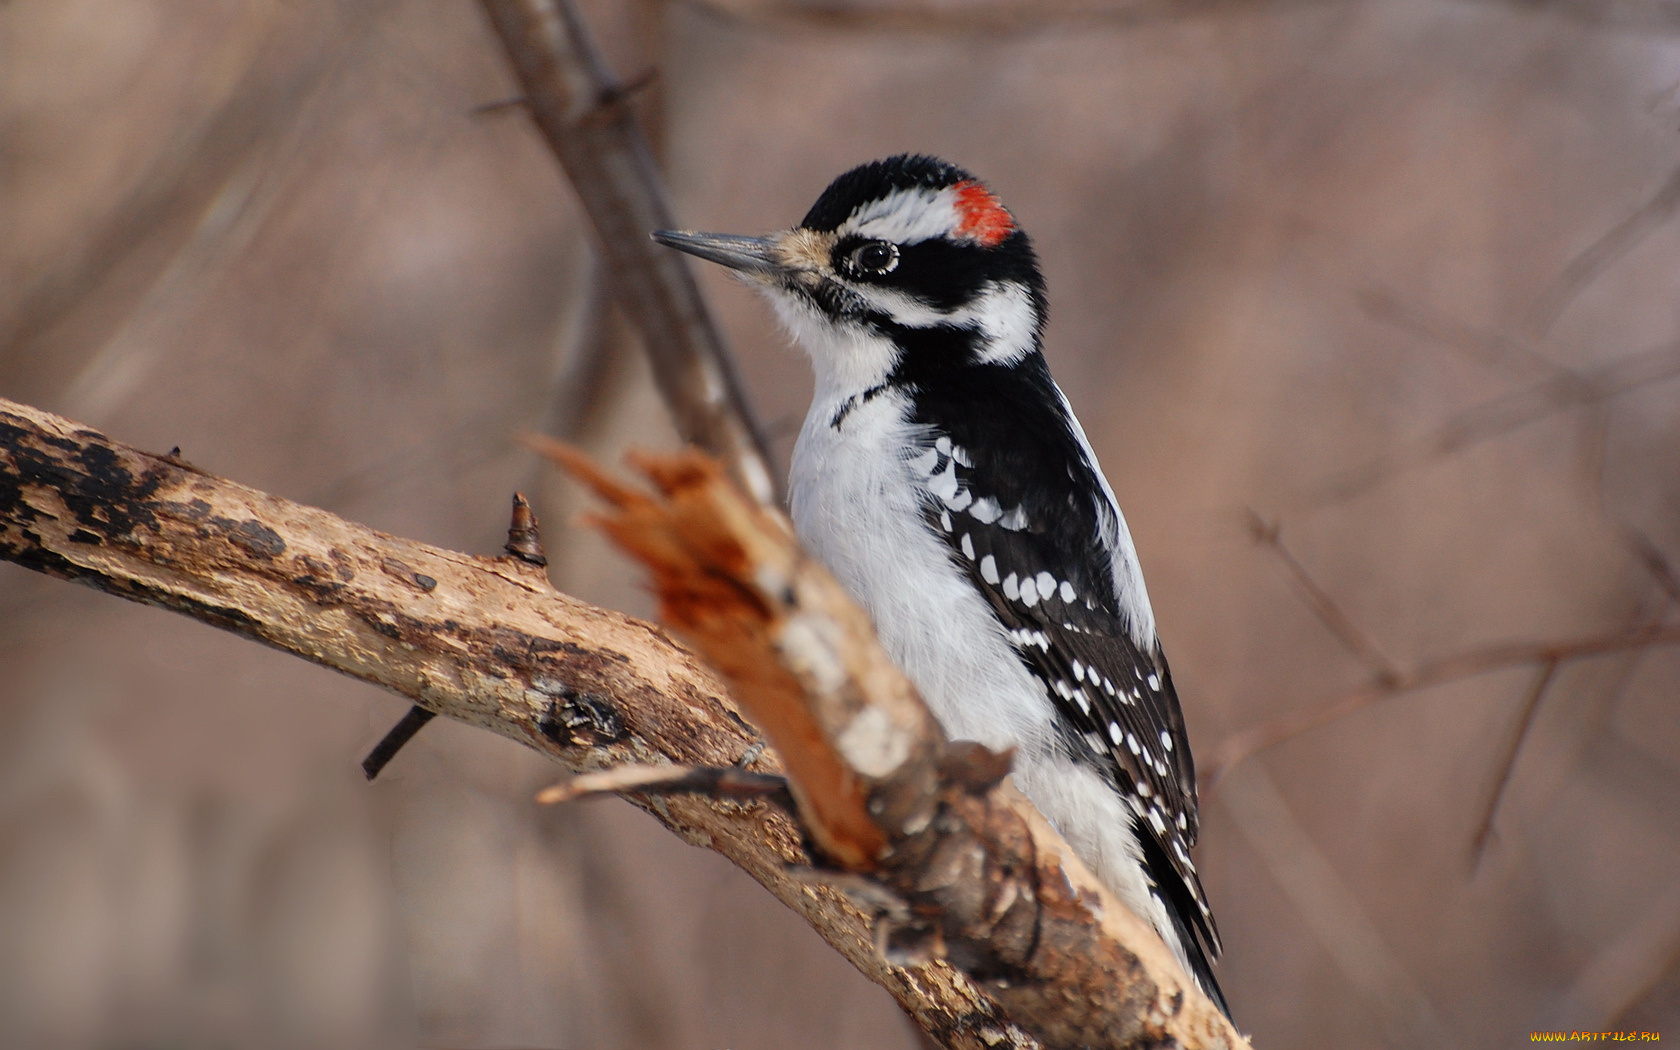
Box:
(951, 180, 1015, 247)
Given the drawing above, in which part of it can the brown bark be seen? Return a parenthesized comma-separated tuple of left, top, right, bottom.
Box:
(0, 396, 1246, 1050)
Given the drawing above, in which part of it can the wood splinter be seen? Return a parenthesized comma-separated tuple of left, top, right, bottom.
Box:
(535, 763, 789, 805)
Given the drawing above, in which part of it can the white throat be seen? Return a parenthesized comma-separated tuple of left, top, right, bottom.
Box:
(761, 278, 1041, 400)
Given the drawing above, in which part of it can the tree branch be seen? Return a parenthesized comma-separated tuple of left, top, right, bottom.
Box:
(476, 0, 778, 505)
(0, 396, 1246, 1050)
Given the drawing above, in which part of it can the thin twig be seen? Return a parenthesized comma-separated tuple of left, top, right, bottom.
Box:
(1246, 510, 1400, 684)
(680, 0, 1333, 33)
(1306, 340, 1680, 507)
(1530, 164, 1680, 337)
(1467, 659, 1557, 868)
(1204, 622, 1680, 789)
(362, 705, 438, 780)
(1623, 524, 1680, 605)
(1355, 284, 1565, 380)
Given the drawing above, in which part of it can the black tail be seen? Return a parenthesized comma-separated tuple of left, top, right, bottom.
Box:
(1138, 819, 1233, 1020)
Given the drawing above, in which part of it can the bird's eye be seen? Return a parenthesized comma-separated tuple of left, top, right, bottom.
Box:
(847, 240, 899, 276)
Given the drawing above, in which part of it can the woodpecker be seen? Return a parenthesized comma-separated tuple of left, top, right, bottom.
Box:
(655, 154, 1227, 1015)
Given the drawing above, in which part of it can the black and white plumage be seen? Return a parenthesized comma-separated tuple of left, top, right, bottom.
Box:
(654, 155, 1227, 1016)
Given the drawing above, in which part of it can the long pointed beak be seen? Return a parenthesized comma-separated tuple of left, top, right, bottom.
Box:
(652, 230, 779, 276)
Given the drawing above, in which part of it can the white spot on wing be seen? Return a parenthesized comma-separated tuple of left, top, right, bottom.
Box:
(969, 497, 1001, 524)
(1019, 575, 1039, 606)
(1003, 572, 1019, 600)
(999, 506, 1028, 531)
(927, 460, 959, 501)
(1059, 581, 1076, 603)
(980, 554, 999, 584)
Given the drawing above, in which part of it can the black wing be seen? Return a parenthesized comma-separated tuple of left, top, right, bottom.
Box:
(901, 357, 1222, 979)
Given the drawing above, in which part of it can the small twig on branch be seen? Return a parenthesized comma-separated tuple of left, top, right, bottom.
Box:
(504, 491, 550, 565)
(476, 0, 778, 505)
(364, 491, 554, 779)
(363, 705, 439, 780)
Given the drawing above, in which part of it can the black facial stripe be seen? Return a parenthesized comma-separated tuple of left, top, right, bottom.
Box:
(783, 275, 864, 320)
(827, 230, 1047, 320)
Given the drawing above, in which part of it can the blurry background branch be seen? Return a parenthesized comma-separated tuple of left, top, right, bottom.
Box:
(477, 0, 778, 505)
(674, 0, 1680, 33)
(675, 0, 1319, 33)
(1302, 339, 1680, 508)
(1207, 516, 1680, 849)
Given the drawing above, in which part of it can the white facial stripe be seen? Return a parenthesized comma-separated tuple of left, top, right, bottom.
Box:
(972, 281, 1038, 365)
(843, 186, 963, 246)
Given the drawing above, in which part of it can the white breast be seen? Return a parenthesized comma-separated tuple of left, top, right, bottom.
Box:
(788, 387, 1058, 754)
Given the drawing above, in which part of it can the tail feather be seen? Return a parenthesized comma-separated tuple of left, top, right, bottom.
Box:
(1137, 817, 1232, 1020)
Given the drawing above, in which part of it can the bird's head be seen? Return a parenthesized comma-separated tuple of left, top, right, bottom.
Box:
(655, 155, 1046, 391)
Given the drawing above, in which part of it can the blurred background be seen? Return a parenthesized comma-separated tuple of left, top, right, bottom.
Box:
(4, 0, 1680, 1046)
